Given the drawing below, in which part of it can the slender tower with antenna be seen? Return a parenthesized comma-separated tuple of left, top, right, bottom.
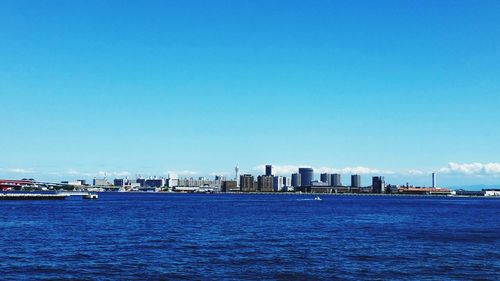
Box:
(235, 165, 240, 187)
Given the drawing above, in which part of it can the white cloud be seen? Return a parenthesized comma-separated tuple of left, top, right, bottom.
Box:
(167, 170, 197, 176)
(405, 169, 426, 176)
(209, 172, 228, 176)
(67, 169, 83, 175)
(253, 164, 393, 175)
(6, 168, 34, 174)
(440, 162, 500, 175)
(97, 171, 132, 177)
(484, 163, 500, 174)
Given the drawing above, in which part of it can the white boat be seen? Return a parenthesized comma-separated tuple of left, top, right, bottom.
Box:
(314, 196, 322, 201)
(83, 193, 98, 200)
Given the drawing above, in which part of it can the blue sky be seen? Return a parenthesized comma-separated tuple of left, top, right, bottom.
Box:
(1, 0, 499, 187)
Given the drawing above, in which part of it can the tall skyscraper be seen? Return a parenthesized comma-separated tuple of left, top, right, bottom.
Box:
(258, 175, 274, 192)
(320, 173, 330, 184)
(240, 174, 255, 192)
(273, 176, 284, 192)
(298, 168, 314, 186)
(284, 177, 291, 187)
(265, 165, 273, 176)
(291, 173, 301, 188)
(432, 172, 437, 188)
(331, 174, 342, 187)
(235, 165, 240, 187)
(351, 174, 361, 188)
(372, 176, 385, 193)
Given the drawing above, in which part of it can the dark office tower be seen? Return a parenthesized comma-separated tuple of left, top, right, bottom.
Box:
(291, 173, 301, 188)
(240, 174, 255, 192)
(265, 165, 273, 176)
(331, 174, 342, 187)
(282, 177, 290, 187)
(351, 174, 361, 188)
(258, 175, 274, 192)
(114, 178, 125, 187)
(320, 173, 330, 184)
(372, 176, 386, 194)
(299, 168, 314, 187)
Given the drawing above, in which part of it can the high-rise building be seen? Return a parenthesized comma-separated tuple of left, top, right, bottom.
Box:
(283, 176, 291, 187)
(320, 173, 330, 185)
(214, 175, 226, 187)
(351, 174, 361, 188)
(114, 178, 125, 187)
(372, 176, 385, 193)
(240, 174, 255, 192)
(273, 176, 284, 192)
(265, 165, 273, 176)
(258, 175, 274, 192)
(235, 165, 240, 186)
(331, 174, 342, 187)
(291, 173, 301, 188)
(299, 168, 314, 186)
(432, 173, 437, 188)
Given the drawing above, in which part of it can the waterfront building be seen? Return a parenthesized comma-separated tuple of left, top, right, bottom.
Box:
(311, 180, 333, 193)
(93, 178, 112, 187)
(61, 180, 85, 186)
(484, 189, 500, 196)
(372, 176, 386, 193)
(258, 175, 274, 192)
(320, 173, 330, 185)
(136, 178, 146, 187)
(455, 189, 485, 196)
(265, 165, 273, 176)
(432, 173, 437, 188)
(145, 178, 165, 188)
(214, 175, 226, 187)
(351, 174, 361, 188)
(283, 176, 291, 187)
(240, 174, 255, 192)
(167, 178, 178, 188)
(221, 180, 238, 192)
(291, 173, 301, 188)
(253, 181, 258, 191)
(331, 174, 342, 187)
(298, 168, 314, 187)
(397, 186, 452, 195)
(114, 178, 125, 187)
(273, 176, 284, 192)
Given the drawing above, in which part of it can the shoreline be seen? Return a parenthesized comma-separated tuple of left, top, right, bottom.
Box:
(100, 191, 500, 198)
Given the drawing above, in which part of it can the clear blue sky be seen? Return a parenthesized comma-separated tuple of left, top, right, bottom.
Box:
(1, 0, 499, 186)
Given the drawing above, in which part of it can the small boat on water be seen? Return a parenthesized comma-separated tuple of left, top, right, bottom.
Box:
(314, 196, 322, 201)
(83, 193, 98, 200)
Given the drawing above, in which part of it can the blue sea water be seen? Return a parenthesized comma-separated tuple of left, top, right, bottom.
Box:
(0, 193, 499, 280)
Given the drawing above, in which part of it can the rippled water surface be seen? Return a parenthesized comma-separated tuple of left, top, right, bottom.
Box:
(0, 193, 499, 280)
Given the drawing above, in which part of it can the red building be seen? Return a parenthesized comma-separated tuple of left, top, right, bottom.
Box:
(0, 179, 36, 191)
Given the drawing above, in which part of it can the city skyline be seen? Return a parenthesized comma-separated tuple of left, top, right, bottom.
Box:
(1, 162, 500, 188)
(1, 1, 500, 187)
